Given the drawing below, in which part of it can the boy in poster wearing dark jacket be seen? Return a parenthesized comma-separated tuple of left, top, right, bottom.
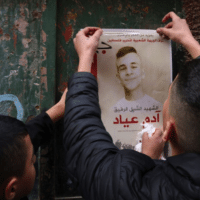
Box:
(64, 12, 200, 200)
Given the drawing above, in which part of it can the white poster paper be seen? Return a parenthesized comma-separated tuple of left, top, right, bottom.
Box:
(94, 29, 172, 149)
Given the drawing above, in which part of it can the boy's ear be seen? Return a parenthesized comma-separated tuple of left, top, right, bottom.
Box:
(162, 120, 176, 142)
(5, 177, 18, 200)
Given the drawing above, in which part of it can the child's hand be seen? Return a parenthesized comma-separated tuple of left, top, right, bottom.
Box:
(156, 12, 193, 46)
(73, 27, 103, 72)
(142, 128, 165, 159)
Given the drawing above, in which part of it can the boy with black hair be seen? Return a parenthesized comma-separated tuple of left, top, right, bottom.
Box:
(0, 88, 67, 200)
(63, 12, 200, 200)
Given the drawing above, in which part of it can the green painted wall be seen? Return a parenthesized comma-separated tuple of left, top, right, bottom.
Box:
(0, 0, 56, 200)
(0, 0, 56, 122)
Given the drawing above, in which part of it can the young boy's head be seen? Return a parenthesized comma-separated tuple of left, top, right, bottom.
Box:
(0, 115, 36, 200)
(163, 59, 200, 154)
(116, 46, 145, 93)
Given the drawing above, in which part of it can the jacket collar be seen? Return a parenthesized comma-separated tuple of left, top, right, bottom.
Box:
(167, 153, 200, 185)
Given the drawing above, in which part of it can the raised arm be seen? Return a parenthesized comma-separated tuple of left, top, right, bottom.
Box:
(46, 27, 102, 121)
(141, 12, 199, 159)
(157, 12, 200, 59)
(26, 87, 68, 153)
(73, 27, 103, 72)
(46, 87, 68, 123)
(63, 28, 155, 200)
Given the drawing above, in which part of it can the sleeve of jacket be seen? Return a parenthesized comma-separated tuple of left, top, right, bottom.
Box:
(26, 111, 54, 154)
(63, 72, 155, 200)
(195, 55, 200, 59)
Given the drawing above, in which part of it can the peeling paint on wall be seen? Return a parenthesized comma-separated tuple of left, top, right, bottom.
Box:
(4, 70, 19, 78)
(58, 72, 68, 92)
(57, 42, 67, 62)
(32, 10, 42, 19)
(42, 30, 47, 43)
(22, 38, 32, 48)
(42, 3, 47, 12)
(19, 3, 29, 17)
(14, 18, 29, 36)
(40, 67, 48, 92)
(0, 34, 11, 42)
(0, 0, 49, 122)
(62, 24, 73, 43)
(41, 46, 47, 61)
(143, 6, 149, 13)
(0, 28, 3, 35)
(19, 52, 28, 67)
(13, 31, 17, 49)
(118, 4, 122, 11)
(66, 10, 78, 23)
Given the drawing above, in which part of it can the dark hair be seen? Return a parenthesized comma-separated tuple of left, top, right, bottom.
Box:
(169, 59, 200, 153)
(116, 46, 137, 59)
(0, 115, 28, 185)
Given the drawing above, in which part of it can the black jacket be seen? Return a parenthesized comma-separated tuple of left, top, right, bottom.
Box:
(20, 112, 54, 200)
(64, 72, 200, 200)
(26, 111, 54, 154)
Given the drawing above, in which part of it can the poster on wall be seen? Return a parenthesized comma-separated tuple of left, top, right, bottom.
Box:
(92, 29, 172, 150)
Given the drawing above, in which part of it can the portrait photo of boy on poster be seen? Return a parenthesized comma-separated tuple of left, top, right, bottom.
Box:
(95, 29, 172, 149)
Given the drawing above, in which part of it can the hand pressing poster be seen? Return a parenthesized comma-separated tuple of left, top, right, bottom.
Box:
(92, 29, 172, 150)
